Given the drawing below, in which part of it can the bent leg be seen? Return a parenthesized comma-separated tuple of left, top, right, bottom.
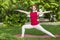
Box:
(35, 24, 55, 38)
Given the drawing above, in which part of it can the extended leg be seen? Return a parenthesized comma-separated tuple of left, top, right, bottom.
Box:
(21, 24, 33, 38)
(35, 24, 56, 38)
(21, 25, 25, 38)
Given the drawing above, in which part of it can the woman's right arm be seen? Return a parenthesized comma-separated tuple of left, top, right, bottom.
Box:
(16, 10, 30, 14)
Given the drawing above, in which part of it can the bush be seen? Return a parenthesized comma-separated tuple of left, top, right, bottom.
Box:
(0, 0, 60, 26)
(56, 12, 60, 21)
(4, 13, 27, 27)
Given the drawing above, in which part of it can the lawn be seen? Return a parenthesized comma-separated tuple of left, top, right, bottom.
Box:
(0, 24, 60, 40)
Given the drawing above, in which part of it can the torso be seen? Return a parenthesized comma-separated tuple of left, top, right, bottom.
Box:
(30, 12, 39, 25)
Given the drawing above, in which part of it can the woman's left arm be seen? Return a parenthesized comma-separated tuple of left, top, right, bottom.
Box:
(38, 9, 52, 15)
(42, 11, 52, 13)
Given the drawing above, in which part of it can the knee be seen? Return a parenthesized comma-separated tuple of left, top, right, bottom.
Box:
(22, 25, 26, 29)
(22, 26, 25, 29)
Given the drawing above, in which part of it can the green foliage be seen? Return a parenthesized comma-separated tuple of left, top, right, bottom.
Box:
(4, 13, 27, 27)
(57, 12, 60, 21)
(0, 25, 60, 40)
(0, 0, 60, 26)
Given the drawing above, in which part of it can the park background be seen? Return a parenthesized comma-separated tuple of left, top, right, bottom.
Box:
(0, 0, 60, 40)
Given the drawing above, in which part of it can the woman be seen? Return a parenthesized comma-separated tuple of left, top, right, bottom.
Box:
(16, 5, 56, 38)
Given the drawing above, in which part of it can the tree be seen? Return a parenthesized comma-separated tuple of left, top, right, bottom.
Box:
(0, 0, 60, 26)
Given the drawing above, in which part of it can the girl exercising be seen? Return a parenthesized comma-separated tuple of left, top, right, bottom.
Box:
(16, 5, 56, 38)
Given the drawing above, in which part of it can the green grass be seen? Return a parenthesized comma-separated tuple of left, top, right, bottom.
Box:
(0, 25, 60, 40)
(20, 38, 60, 40)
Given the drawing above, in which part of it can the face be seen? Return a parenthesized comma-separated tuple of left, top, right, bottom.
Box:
(32, 5, 37, 11)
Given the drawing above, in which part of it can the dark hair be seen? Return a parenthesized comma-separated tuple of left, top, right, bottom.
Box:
(30, 4, 38, 11)
(31, 4, 37, 7)
(30, 4, 37, 9)
(32, 4, 36, 6)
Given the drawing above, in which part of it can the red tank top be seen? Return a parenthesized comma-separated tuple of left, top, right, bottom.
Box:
(30, 12, 39, 25)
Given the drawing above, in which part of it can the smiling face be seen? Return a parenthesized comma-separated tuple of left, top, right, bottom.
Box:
(32, 5, 37, 11)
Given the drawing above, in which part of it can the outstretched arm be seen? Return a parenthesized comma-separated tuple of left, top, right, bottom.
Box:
(38, 9, 52, 15)
(42, 11, 52, 13)
(16, 10, 30, 14)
